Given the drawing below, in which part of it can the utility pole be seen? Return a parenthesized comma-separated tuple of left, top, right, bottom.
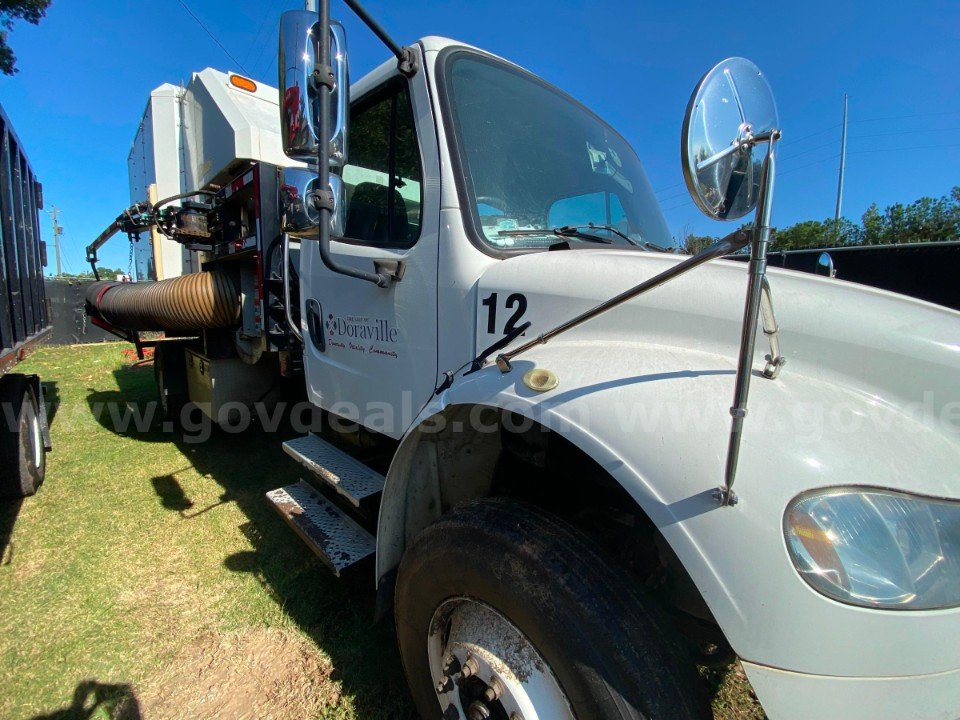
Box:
(48, 206, 63, 277)
(834, 93, 848, 241)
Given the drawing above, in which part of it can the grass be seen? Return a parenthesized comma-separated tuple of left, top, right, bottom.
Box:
(0, 343, 764, 720)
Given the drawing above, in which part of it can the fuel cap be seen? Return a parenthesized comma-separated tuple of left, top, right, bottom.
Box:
(522, 368, 559, 393)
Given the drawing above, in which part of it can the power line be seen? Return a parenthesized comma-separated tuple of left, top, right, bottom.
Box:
(850, 126, 960, 141)
(655, 188, 693, 205)
(654, 181, 686, 195)
(247, 0, 285, 78)
(660, 198, 694, 213)
(849, 142, 960, 155)
(851, 109, 960, 124)
(783, 123, 841, 146)
(177, 0, 249, 74)
(243, 2, 276, 69)
(780, 137, 841, 162)
(780, 153, 841, 177)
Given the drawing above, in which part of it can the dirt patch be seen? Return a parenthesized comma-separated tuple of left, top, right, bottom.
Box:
(139, 627, 339, 720)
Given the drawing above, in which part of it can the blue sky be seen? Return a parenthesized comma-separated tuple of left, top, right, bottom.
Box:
(1, 0, 958, 273)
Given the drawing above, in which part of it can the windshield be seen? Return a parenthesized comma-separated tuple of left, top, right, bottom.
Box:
(443, 51, 673, 251)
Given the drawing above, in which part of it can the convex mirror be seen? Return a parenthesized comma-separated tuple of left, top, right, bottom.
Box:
(682, 57, 777, 221)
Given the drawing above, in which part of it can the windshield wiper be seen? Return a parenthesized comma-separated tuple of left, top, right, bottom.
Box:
(642, 240, 673, 253)
(570, 224, 674, 252)
(579, 223, 639, 246)
(498, 226, 612, 244)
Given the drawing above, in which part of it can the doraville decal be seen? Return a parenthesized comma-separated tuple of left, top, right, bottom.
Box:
(326, 313, 399, 343)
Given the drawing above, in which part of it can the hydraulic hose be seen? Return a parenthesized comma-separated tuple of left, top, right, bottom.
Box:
(86, 271, 240, 333)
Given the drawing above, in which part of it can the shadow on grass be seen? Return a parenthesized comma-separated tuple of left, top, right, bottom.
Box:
(83, 363, 415, 719)
(28, 680, 140, 720)
(42, 381, 61, 428)
(0, 497, 23, 564)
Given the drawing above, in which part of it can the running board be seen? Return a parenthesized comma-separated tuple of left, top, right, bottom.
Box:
(282, 434, 385, 507)
(266, 481, 375, 576)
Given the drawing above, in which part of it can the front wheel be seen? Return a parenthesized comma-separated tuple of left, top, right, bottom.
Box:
(395, 498, 709, 720)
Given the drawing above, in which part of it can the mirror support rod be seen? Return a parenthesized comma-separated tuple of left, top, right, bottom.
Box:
(341, 0, 418, 76)
(718, 135, 779, 507)
(312, 0, 389, 288)
(493, 227, 752, 373)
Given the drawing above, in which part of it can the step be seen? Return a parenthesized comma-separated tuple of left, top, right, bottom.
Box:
(282, 434, 385, 507)
(266, 481, 375, 576)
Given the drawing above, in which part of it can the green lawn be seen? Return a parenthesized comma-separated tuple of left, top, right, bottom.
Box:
(0, 343, 763, 720)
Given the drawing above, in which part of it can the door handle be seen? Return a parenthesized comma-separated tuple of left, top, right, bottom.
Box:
(305, 299, 325, 353)
(374, 259, 406, 283)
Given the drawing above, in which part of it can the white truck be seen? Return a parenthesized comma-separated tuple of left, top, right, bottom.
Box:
(86, 2, 960, 718)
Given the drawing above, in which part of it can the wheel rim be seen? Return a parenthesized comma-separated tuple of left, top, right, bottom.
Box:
(30, 412, 42, 468)
(428, 598, 575, 720)
(156, 363, 168, 415)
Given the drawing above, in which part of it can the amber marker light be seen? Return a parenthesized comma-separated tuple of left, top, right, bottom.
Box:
(230, 74, 257, 93)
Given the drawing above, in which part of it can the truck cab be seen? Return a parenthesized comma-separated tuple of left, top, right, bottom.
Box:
(276, 25, 960, 720)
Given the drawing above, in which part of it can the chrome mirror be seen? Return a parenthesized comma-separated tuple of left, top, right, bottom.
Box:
(681, 57, 778, 220)
(278, 11, 349, 167)
(280, 168, 345, 238)
(816, 252, 835, 278)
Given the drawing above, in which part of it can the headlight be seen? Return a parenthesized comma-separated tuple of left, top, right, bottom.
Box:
(784, 488, 960, 610)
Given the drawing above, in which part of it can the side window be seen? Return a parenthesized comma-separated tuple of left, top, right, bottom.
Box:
(341, 81, 423, 247)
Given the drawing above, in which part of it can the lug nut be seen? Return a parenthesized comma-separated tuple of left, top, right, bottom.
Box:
(510, 714, 524, 720)
(467, 701, 491, 720)
(460, 656, 479, 679)
(482, 678, 503, 703)
(443, 705, 461, 719)
(436, 675, 454, 694)
(443, 653, 462, 675)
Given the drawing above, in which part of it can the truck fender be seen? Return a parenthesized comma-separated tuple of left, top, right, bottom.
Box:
(375, 338, 960, 680)
(374, 343, 738, 632)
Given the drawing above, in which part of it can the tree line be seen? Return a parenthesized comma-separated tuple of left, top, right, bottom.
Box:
(682, 186, 960, 254)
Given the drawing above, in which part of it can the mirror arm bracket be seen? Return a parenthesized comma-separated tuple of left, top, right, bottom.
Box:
(341, 0, 418, 76)
(311, 63, 336, 92)
(398, 46, 419, 77)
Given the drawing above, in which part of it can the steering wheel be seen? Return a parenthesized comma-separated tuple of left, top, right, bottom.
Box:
(476, 195, 510, 213)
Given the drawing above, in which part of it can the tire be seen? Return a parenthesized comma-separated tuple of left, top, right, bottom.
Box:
(395, 497, 709, 720)
(0, 376, 46, 500)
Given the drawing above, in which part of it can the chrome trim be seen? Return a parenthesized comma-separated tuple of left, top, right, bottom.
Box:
(283, 234, 303, 343)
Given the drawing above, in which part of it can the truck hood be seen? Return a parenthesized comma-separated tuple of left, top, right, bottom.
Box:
(474, 248, 960, 452)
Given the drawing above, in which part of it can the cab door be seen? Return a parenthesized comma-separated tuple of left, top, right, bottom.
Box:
(300, 65, 439, 439)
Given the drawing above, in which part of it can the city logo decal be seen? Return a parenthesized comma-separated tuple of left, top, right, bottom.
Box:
(324, 311, 400, 359)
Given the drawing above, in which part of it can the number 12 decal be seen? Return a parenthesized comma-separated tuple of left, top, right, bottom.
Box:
(481, 292, 528, 335)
